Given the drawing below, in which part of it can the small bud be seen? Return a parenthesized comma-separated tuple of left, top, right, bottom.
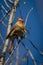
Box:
(24, 1, 26, 4)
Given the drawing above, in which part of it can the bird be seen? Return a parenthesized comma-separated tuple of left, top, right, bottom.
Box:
(6, 18, 26, 54)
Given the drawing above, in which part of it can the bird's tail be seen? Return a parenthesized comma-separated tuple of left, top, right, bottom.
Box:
(8, 40, 14, 54)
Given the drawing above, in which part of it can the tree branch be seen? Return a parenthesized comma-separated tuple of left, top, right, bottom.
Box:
(0, 0, 19, 65)
(25, 36, 43, 56)
(20, 40, 36, 65)
(4, 0, 11, 9)
(25, 7, 33, 26)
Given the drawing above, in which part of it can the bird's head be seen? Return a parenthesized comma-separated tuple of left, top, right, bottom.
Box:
(17, 18, 24, 24)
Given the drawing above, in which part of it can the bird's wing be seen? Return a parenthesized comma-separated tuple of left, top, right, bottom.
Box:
(6, 26, 16, 39)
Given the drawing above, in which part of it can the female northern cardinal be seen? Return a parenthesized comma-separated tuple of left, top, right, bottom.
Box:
(6, 18, 26, 54)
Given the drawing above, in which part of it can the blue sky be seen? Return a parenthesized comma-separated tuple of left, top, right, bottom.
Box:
(0, 0, 43, 65)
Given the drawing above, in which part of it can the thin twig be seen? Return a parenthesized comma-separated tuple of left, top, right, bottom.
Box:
(8, 0, 14, 4)
(5, 53, 15, 65)
(20, 40, 36, 65)
(4, 41, 20, 65)
(1, 10, 8, 27)
(0, 12, 8, 22)
(0, 0, 19, 65)
(25, 7, 33, 26)
(0, 33, 5, 44)
(0, 4, 8, 13)
(25, 36, 43, 56)
(4, 49, 14, 65)
(0, 5, 11, 23)
(0, 4, 16, 23)
(4, 0, 11, 9)
(0, 33, 5, 50)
